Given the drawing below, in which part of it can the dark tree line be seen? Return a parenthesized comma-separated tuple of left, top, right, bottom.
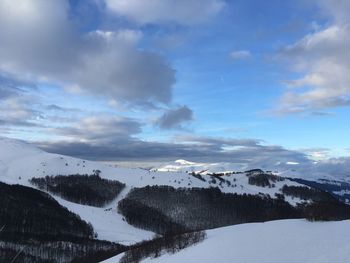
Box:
(118, 186, 302, 234)
(0, 182, 94, 241)
(282, 185, 350, 221)
(118, 199, 187, 235)
(0, 182, 125, 263)
(282, 185, 336, 202)
(247, 172, 284, 187)
(120, 231, 206, 263)
(30, 174, 125, 207)
(290, 178, 350, 203)
(302, 201, 350, 221)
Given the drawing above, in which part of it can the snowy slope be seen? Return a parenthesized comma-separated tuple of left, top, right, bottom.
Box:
(104, 219, 350, 263)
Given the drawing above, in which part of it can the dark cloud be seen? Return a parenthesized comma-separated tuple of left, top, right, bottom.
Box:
(36, 116, 308, 168)
(156, 106, 193, 129)
(37, 133, 310, 173)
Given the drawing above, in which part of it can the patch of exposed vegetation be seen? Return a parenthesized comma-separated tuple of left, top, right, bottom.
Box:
(189, 172, 206, 182)
(118, 186, 301, 234)
(282, 185, 336, 202)
(247, 170, 284, 187)
(120, 231, 206, 263)
(30, 174, 125, 207)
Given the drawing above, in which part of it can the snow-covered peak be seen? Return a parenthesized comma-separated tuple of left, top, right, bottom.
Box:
(174, 159, 196, 165)
(153, 159, 237, 174)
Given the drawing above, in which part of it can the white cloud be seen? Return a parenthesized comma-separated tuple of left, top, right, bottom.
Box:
(53, 116, 142, 143)
(299, 148, 331, 161)
(0, 0, 175, 106)
(0, 95, 42, 127)
(229, 50, 252, 61)
(105, 0, 225, 25)
(276, 1, 350, 114)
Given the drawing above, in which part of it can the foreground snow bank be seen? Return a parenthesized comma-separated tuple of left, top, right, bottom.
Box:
(104, 219, 350, 263)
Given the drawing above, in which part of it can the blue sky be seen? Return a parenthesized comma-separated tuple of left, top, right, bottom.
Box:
(0, 0, 350, 170)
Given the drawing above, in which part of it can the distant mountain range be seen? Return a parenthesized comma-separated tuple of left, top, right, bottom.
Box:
(153, 158, 350, 181)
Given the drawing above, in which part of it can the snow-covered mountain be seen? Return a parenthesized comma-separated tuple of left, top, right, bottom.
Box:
(1, 136, 350, 262)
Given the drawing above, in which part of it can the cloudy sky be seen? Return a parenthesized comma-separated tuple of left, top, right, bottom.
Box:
(1, 0, 350, 172)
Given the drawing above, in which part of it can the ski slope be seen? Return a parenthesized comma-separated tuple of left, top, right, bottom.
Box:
(104, 219, 350, 263)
